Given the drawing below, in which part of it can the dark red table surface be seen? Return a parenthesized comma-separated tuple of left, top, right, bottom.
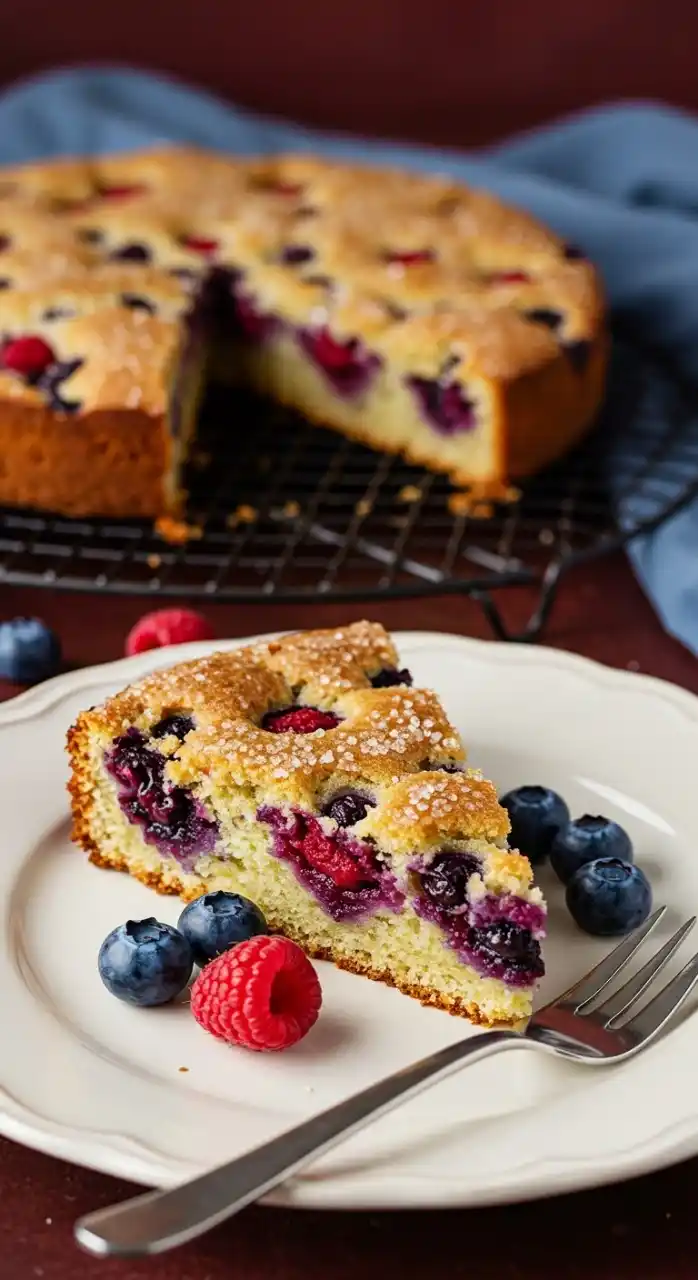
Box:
(1, 557, 697, 1280)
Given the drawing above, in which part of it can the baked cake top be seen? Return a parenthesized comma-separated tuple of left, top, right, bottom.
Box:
(86, 620, 463, 793)
(0, 148, 604, 418)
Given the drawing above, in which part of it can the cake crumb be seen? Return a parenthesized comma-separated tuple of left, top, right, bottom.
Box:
(155, 515, 203, 545)
(146, 553, 162, 570)
(397, 484, 422, 504)
(447, 491, 493, 520)
(227, 504, 257, 528)
(178, 1066, 190, 1073)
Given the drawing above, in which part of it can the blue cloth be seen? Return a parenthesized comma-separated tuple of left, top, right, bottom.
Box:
(1, 66, 697, 653)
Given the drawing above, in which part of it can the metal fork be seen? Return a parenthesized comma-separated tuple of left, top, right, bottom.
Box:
(76, 905, 698, 1258)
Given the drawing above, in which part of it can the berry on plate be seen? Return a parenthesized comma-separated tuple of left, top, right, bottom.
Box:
(499, 785, 569, 865)
(0, 616, 61, 683)
(190, 935, 322, 1051)
(566, 858, 652, 937)
(125, 608, 215, 655)
(178, 891, 268, 966)
(551, 815, 633, 885)
(98, 918, 193, 1006)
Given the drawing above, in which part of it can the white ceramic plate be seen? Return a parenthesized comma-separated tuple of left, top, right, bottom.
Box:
(1, 630, 698, 1209)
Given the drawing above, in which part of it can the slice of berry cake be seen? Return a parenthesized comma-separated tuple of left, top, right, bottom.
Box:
(68, 622, 545, 1025)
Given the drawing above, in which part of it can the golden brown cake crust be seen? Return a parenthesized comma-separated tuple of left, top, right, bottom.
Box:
(0, 147, 606, 517)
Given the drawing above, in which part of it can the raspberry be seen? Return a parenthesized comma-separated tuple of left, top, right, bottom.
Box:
(489, 271, 530, 285)
(181, 236, 219, 255)
(125, 608, 214, 656)
(1, 335, 55, 379)
(190, 936, 322, 1051)
(295, 821, 366, 887)
(98, 184, 146, 200)
(384, 249, 434, 266)
(262, 706, 340, 734)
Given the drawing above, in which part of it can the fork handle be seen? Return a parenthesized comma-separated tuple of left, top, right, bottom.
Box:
(76, 1027, 524, 1257)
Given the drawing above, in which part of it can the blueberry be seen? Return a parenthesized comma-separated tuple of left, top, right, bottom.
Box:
(468, 920, 544, 981)
(499, 786, 569, 865)
(407, 376, 477, 435)
(0, 617, 61, 683)
(321, 790, 375, 827)
(566, 859, 652, 937)
(98, 918, 193, 1006)
(151, 714, 195, 740)
(110, 242, 152, 263)
(550, 815, 633, 885)
(370, 667, 413, 688)
(420, 852, 482, 910)
(280, 244, 315, 265)
(524, 307, 563, 331)
(178, 891, 268, 966)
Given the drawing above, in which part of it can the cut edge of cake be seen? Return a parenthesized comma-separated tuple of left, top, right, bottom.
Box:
(67, 621, 546, 1026)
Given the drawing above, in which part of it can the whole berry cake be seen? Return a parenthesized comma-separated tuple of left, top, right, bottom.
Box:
(0, 148, 606, 518)
(68, 621, 546, 1024)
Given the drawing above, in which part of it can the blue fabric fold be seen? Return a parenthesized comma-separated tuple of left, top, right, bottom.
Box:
(0, 66, 696, 653)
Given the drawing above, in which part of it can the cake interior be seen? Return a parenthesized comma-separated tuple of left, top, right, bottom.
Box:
(82, 708, 545, 1026)
(167, 264, 499, 513)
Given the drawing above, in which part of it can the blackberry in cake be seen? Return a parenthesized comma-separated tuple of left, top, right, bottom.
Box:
(68, 621, 546, 1025)
(0, 148, 606, 518)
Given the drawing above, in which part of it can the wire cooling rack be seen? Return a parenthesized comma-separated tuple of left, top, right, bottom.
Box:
(0, 335, 696, 641)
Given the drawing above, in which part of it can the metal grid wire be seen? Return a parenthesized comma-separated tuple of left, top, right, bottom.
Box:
(0, 336, 696, 640)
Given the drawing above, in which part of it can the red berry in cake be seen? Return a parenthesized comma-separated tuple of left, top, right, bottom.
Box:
(98, 184, 146, 200)
(1, 335, 55, 380)
(181, 236, 219, 255)
(384, 249, 435, 266)
(298, 820, 366, 887)
(489, 270, 530, 284)
(125, 608, 214, 656)
(262, 706, 340, 734)
(190, 935, 322, 1051)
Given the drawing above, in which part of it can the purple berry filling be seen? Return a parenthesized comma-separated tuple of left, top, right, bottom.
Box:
(258, 804, 403, 923)
(280, 244, 315, 265)
(469, 891, 547, 936)
(370, 667, 413, 688)
(105, 728, 218, 870)
(407, 376, 477, 436)
(465, 921, 544, 985)
(420, 851, 482, 912)
(151, 714, 195, 740)
(321, 789, 375, 827)
(298, 327, 381, 399)
(232, 290, 281, 343)
(413, 851, 545, 987)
